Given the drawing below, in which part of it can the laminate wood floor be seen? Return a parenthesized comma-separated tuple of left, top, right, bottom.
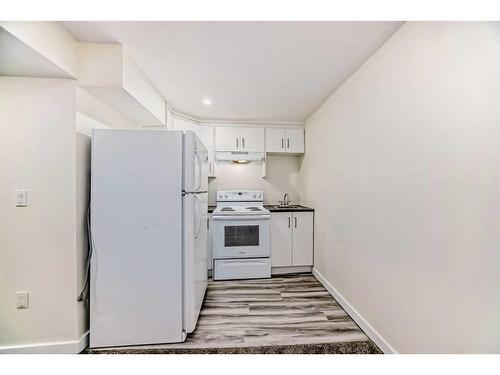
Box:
(90, 274, 376, 353)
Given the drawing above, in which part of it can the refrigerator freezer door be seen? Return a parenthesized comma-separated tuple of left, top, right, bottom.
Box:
(183, 131, 209, 193)
(90, 129, 184, 347)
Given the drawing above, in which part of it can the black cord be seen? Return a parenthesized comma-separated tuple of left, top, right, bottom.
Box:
(78, 187, 93, 302)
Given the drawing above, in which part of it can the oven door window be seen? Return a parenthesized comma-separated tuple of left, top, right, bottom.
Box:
(224, 225, 259, 247)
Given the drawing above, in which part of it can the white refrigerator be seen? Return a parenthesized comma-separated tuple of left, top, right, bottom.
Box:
(89, 129, 208, 348)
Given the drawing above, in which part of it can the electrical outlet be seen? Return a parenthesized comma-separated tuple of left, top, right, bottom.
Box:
(16, 189, 28, 207)
(16, 291, 29, 309)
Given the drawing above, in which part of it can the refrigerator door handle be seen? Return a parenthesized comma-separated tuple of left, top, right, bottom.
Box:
(194, 147, 202, 192)
(183, 190, 207, 195)
(193, 195, 202, 239)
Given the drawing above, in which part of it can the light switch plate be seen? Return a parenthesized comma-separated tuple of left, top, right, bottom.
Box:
(16, 291, 29, 309)
(16, 189, 27, 207)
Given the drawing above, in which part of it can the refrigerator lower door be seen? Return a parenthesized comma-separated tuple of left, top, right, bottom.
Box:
(183, 191, 208, 333)
(90, 129, 184, 347)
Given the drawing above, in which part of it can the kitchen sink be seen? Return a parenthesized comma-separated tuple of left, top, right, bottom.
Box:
(271, 205, 302, 209)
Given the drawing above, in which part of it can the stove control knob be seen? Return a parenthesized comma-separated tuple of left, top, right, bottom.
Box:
(252, 193, 256, 198)
(224, 195, 228, 198)
(218, 194, 222, 198)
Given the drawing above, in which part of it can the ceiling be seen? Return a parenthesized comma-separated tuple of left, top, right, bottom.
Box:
(62, 21, 403, 123)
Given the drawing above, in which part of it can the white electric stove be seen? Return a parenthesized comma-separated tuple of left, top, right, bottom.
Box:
(212, 190, 271, 280)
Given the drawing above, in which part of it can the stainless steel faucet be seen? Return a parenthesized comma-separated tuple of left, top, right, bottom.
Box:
(282, 193, 291, 206)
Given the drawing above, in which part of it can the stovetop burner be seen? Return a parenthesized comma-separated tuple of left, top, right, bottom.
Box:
(214, 191, 269, 217)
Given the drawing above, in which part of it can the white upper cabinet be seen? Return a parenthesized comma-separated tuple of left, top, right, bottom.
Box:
(266, 128, 286, 153)
(197, 125, 214, 151)
(285, 128, 305, 153)
(265, 127, 304, 154)
(215, 126, 241, 151)
(215, 126, 265, 152)
(240, 127, 265, 152)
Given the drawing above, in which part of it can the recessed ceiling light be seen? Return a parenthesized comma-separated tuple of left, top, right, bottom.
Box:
(202, 98, 212, 106)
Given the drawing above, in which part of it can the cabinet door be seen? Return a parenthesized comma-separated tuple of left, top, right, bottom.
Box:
(241, 127, 265, 152)
(207, 214, 213, 270)
(285, 128, 305, 153)
(266, 127, 286, 153)
(215, 126, 240, 151)
(292, 212, 313, 266)
(271, 212, 293, 267)
(197, 125, 213, 151)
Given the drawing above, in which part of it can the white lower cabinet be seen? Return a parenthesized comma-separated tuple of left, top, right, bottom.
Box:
(291, 212, 314, 266)
(207, 213, 213, 270)
(270, 211, 313, 267)
(271, 212, 293, 266)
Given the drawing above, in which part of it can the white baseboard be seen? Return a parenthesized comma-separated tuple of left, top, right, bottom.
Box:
(271, 266, 312, 275)
(0, 331, 89, 354)
(312, 268, 397, 354)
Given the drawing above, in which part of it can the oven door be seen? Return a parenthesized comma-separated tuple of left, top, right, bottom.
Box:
(212, 215, 270, 259)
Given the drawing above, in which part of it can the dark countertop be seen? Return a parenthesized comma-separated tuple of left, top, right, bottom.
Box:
(264, 205, 314, 212)
(208, 205, 314, 213)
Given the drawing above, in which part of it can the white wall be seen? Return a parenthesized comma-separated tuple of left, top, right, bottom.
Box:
(122, 50, 166, 126)
(0, 77, 133, 352)
(209, 156, 301, 206)
(0, 21, 77, 78)
(0, 77, 83, 351)
(0, 23, 148, 352)
(78, 43, 165, 126)
(76, 88, 136, 130)
(300, 22, 500, 353)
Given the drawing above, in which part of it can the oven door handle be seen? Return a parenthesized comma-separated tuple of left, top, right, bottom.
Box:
(213, 215, 270, 221)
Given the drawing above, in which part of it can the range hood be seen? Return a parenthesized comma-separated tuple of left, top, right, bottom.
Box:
(216, 151, 265, 162)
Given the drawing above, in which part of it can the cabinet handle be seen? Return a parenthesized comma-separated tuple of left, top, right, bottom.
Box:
(288, 216, 291, 228)
(236, 137, 239, 148)
(242, 137, 245, 148)
(287, 138, 290, 149)
(281, 138, 284, 149)
(294, 216, 297, 228)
